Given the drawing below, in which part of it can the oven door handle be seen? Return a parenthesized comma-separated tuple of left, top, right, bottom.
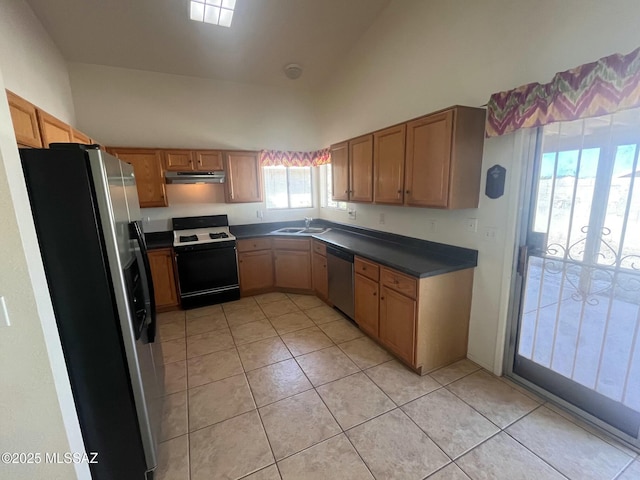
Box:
(129, 221, 157, 343)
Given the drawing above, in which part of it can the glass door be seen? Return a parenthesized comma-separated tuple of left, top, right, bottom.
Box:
(512, 109, 640, 443)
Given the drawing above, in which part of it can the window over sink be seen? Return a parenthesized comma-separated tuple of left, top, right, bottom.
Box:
(264, 166, 313, 209)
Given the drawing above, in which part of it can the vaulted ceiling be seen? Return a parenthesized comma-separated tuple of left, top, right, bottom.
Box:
(26, 0, 390, 90)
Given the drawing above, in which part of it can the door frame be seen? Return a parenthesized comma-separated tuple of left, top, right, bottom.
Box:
(502, 127, 640, 449)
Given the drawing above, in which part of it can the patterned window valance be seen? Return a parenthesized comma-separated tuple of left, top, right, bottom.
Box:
(259, 148, 331, 167)
(486, 47, 640, 137)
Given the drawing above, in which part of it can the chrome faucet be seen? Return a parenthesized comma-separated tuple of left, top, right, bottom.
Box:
(305, 217, 312, 228)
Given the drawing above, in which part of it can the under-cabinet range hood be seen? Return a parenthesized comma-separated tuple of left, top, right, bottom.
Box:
(165, 171, 225, 184)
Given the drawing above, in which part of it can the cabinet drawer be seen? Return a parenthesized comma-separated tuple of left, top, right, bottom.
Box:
(312, 240, 327, 256)
(272, 238, 310, 251)
(355, 256, 379, 282)
(237, 237, 272, 252)
(380, 267, 417, 299)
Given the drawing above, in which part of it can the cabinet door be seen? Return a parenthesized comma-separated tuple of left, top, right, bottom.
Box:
(225, 151, 263, 203)
(71, 129, 92, 145)
(404, 110, 453, 208)
(355, 273, 379, 338)
(274, 250, 311, 290)
(37, 109, 73, 147)
(239, 250, 274, 294)
(109, 149, 167, 208)
(164, 150, 194, 171)
(330, 142, 349, 201)
(148, 249, 179, 310)
(6, 90, 42, 147)
(374, 125, 406, 204)
(194, 150, 223, 171)
(349, 134, 373, 202)
(312, 252, 328, 299)
(379, 286, 416, 365)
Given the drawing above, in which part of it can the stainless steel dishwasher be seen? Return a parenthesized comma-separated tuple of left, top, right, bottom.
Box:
(327, 245, 355, 320)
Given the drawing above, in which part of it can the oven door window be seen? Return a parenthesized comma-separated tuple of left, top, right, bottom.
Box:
(176, 247, 239, 295)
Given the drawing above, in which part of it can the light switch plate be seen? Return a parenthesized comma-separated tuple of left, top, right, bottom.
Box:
(0, 296, 10, 327)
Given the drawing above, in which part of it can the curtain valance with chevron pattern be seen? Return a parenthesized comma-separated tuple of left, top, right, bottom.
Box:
(486, 47, 640, 137)
(259, 148, 331, 167)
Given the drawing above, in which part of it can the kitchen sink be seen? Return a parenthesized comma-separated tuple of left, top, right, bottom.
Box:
(273, 227, 305, 233)
(271, 227, 330, 235)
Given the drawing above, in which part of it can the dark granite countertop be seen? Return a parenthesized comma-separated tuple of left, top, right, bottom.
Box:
(230, 220, 477, 279)
(145, 231, 173, 249)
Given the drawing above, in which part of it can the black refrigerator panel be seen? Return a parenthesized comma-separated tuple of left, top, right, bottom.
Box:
(20, 148, 148, 480)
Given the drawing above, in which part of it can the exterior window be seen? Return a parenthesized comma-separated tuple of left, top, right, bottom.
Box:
(264, 166, 312, 209)
(325, 164, 347, 210)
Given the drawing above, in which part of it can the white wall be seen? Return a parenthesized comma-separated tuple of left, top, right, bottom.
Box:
(143, 181, 319, 232)
(0, 2, 87, 478)
(0, 1, 90, 480)
(317, 0, 640, 372)
(69, 63, 323, 227)
(0, 0, 75, 123)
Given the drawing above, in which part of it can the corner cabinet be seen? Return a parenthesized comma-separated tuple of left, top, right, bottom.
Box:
(330, 135, 374, 203)
(273, 238, 312, 291)
(224, 151, 263, 203)
(148, 248, 179, 311)
(108, 148, 168, 208)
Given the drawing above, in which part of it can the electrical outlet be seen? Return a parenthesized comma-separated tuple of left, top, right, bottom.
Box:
(256, 210, 263, 220)
(465, 218, 478, 233)
(483, 227, 498, 241)
(0, 296, 10, 327)
(379, 213, 385, 225)
(348, 208, 357, 220)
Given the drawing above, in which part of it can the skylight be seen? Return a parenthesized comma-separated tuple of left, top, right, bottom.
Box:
(190, 0, 236, 27)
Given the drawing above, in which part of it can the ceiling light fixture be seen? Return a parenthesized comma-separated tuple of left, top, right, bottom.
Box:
(284, 64, 303, 80)
(190, 0, 236, 27)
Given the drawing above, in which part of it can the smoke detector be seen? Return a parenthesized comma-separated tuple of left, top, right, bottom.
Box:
(284, 64, 303, 80)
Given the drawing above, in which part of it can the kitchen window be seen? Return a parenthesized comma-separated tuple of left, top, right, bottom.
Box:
(325, 164, 347, 210)
(264, 166, 313, 209)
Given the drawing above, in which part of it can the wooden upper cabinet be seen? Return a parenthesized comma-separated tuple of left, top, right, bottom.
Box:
(404, 107, 485, 209)
(348, 134, 373, 202)
(194, 150, 223, 171)
(330, 142, 349, 202)
(71, 128, 92, 145)
(6, 90, 42, 148)
(405, 110, 453, 208)
(224, 151, 263, 203)
(37, 109, 73, 147)
(108, 148, 167, 208)
(164, 150, 194, 171)
(374, 124, 406, 204)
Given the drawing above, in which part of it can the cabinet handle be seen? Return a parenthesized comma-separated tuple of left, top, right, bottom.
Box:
(253, 244, 257, 248)
(239, 260, 243, 263)
(373, 291, 377, 296)
(362, 266, 367, 270)
(381, 296, 385, 300)
(405, 190, 410, 194)
(344, 190, 348, 194)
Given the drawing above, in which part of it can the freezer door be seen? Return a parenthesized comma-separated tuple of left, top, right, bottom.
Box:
(88, 149, 162, 473)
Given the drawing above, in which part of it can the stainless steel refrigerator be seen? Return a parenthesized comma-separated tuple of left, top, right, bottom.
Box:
(20, 144, 164, 479)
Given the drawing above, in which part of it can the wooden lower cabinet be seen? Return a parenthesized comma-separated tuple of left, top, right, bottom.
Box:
(355, 258, 474, 374)
(239, 250, 274, 294)
(148, 248, 179, 311)
(379, 285, 416, 365)
(312, 251, 328, 299)
(354, 273, 379, 337)
(274, 250, 311, 290)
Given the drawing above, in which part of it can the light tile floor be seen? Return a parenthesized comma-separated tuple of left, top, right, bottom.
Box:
(155, 293, 640, 480)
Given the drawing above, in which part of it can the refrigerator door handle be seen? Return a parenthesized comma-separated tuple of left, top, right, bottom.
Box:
(129, 221, 157, 343)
